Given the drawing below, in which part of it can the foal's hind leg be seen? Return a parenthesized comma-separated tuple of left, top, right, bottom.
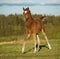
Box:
(22, 34, 30, 53)
(36, 34, 40, 51)
(42, 29, 52, 49)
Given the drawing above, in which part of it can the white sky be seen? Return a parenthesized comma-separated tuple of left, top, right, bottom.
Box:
(0, 0, 60, 4)
(46, 0, 60, 4)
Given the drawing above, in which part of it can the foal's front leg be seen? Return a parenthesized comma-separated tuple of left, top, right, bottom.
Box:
(22, 34, 30, 53)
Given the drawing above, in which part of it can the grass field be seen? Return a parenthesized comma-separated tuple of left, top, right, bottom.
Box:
(0, 38, 60, 59)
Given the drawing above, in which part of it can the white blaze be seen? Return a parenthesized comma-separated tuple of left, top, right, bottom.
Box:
(25, 11, 27, 14)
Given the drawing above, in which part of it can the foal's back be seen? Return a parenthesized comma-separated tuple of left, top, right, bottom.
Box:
(30, 18, 45, 34)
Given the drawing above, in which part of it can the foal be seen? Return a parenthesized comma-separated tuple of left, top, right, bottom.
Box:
(22, 7, 52, 53)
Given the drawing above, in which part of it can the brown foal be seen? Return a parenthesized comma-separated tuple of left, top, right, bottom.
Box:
(22, 7, 52, 53)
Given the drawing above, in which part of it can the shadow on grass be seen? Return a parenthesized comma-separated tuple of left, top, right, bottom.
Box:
(38, 45, 49, 52)
(23, 44, 48, 54)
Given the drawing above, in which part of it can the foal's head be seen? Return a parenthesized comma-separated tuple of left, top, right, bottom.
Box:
(23, 7, 31, 20)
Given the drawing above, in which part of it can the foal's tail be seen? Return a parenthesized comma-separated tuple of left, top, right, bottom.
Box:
(40, 16, 46, 32)
(40, 16, 46, 21)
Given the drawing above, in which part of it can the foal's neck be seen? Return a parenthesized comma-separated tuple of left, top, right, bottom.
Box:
(26, 13, 33, 26)
(28, 13, 33, 21)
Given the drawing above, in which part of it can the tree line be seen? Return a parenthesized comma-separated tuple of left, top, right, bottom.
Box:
(0, 14, 60, 37)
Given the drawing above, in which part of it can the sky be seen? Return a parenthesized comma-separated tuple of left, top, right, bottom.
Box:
(0, 0, 60, 15)
(0, 0, 60, 4)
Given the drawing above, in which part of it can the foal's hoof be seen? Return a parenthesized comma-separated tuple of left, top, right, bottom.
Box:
(34, 50, 37, 53)
(34, 51, 36, 53)
(48, 46, 52, 50)
(22, 50, 25, 54)
(22, 52, 25, 54)
(49, 47, 52, 50)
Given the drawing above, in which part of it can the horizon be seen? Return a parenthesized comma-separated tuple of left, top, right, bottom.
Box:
(0, 3, 60, 6)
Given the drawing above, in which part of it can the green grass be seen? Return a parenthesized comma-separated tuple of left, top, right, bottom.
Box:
(0, 39, 60, 59)
(0, 35, 24, 42)
(46, 24, 60, 39)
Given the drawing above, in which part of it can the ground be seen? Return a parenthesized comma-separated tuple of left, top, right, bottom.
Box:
(0, 39, 60, 59)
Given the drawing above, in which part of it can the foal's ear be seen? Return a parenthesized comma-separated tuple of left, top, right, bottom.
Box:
(23, 7, 25, 10)
(27, 7, 29, 10)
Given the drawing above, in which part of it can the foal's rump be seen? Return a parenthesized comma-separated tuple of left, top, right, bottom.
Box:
(33, 18, 45, 32)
